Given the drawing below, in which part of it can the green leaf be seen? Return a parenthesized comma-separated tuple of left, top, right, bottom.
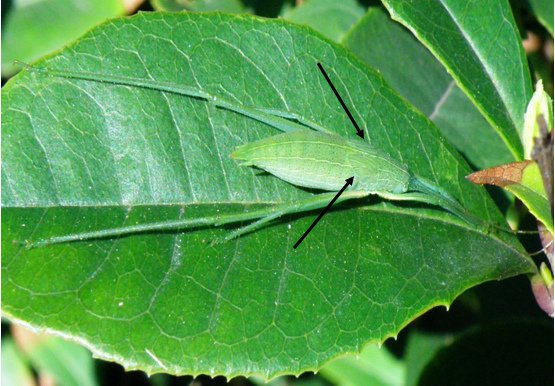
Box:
(342, 8, 514, 169)
(528, 0, 554, 36)
(1, 12, 535, 379)
(522, 80, 553, 159)
(505, 166, 553, 233)
(1, 337, 34, 386)
(25, 336, 98, 386)
(282, 0, 365, 42)
(381, 0, 533, 159)
(1, 0, 124, 78)
(505, 163, 553, 234)
(320, 344, 404, 386)
(151, 0, 245, 13)
(404, 332, 453, 386)
(251, 375, 328, 386)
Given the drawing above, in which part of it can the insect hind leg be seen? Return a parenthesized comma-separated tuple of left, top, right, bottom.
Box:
(211, 191, 367, 245)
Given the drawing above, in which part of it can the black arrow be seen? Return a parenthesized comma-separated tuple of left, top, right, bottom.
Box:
(293, 177, 354, 249)
(317, 63, 364, 139)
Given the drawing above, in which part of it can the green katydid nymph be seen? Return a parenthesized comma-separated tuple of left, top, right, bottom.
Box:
(20, 66, 486, 248)
(231, 129, 484, 230)
(24, 130, 484, 249)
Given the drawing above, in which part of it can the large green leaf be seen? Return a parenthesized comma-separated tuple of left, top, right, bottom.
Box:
(1, 0, 124, 77)
(1, 12, 534, 379)
(343, 8, 514, 169)
(381, 0, 532, 159)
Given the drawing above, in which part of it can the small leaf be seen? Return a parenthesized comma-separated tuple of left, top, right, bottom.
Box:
(282, 0, 365, 42)
(523, 80, 554, 159)
(381, 0, 533, 159)
(466, 161, 553, 233)
(527, 0, 554, 36)
(151, 0, 245, 13)
(320, 344, 404, 386)
(404, 332, 453, 386)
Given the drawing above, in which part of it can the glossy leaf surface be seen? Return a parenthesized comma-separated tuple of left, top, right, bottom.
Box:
(343, 8, 514, 169)
(382, 0, 532, 159)
(1, 12, 534, 379)
(1, 0, 124, 77)
(282, 0, 365, 42)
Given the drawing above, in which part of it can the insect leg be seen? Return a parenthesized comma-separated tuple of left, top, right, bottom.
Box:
(23, 191, 367, 248)
(21, 206, 296, 248)
(23, 65, 310, 134)
(254, 108, 334, 134)
(212, 190, 368, 244)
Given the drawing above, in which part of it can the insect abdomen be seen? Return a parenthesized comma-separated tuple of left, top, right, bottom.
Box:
(232, 130, 411, 193)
